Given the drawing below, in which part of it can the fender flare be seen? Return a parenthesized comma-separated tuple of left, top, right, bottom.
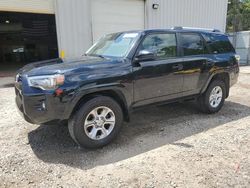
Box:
(200, 71, 230, 97)
(64, 84, 131, 121)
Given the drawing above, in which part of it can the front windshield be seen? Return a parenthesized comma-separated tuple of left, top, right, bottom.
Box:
(86, 32, 140, 58)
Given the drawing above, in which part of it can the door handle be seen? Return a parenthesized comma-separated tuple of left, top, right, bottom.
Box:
(172, 64, 183, 71)
(206, 60, 215, 66)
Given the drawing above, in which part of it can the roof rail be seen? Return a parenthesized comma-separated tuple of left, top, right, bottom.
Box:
(172, 26, 221, 33)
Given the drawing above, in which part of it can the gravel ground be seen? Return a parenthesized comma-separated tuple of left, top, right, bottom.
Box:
(0, 67, 250, 188)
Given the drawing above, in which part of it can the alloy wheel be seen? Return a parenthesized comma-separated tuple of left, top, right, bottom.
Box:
(209, 86, 223, 108)
(84, 106, 115, 140)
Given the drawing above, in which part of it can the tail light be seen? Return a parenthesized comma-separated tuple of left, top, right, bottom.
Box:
(235, 55, 240, 65)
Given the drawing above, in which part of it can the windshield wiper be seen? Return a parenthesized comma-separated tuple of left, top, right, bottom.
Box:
(86, 54, 105, 58)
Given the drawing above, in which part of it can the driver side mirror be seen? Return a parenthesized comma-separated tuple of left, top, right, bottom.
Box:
(134, 50, 156, 62)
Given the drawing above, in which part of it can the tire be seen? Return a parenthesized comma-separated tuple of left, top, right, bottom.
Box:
(198, 79, 226, 114)
(68, 96, 123, 149)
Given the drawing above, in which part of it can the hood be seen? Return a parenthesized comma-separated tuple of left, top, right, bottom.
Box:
(17, 58, 63, 74)
(18, 56, 123, 76)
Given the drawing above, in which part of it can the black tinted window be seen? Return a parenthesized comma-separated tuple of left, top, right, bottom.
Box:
(180, 33, 204, 56)
(202, 33, 235, 54)
(140, 33, 177, 59)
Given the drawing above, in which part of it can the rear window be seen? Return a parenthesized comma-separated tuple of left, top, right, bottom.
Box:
(179, 33, 205, 56)
(202, 33, 235, 54)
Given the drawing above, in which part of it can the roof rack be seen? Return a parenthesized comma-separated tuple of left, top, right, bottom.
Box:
(172, 26, 221, 33)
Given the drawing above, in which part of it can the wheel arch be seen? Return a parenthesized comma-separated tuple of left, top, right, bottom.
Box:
(201, 72, 230, 98)
(69, 89, 130, 122)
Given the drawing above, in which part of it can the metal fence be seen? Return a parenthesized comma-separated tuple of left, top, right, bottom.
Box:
(228, 31, 250, 65)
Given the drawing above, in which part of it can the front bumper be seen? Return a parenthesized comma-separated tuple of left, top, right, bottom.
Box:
(15, 90, 34, 124)
(15, 85, 67, 124)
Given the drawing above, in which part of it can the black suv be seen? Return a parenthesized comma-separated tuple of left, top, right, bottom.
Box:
(15, 28, 239, 148)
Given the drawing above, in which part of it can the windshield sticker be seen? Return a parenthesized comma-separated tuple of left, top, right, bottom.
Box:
(123, 33, 138, 38)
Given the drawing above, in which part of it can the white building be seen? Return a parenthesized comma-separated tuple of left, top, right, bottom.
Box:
(0, 0, 228, 71)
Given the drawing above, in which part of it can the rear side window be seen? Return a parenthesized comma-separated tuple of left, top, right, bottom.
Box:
(179, 33, 204, 56)
(139, 33, 177, 59)
(202, 33, 235, 54)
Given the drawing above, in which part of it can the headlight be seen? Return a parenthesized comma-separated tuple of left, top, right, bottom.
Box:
(27, 74, 65, 90)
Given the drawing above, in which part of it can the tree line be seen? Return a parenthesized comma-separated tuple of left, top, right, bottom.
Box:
(227, 0, 250, 32)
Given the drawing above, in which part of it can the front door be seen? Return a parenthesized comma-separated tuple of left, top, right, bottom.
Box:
(133, 32, 184, 107)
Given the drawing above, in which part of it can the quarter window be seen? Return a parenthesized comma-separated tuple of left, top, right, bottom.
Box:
(139, 33, 177, 59)
(180, 33, 204, 56)
(202, 33, 235, 54)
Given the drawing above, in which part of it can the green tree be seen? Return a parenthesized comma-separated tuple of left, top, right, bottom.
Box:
(227, 0, 250, 32)
(241, 0, 250, 30)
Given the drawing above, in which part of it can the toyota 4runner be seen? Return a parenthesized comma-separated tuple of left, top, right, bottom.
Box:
(15, 27, 239, 148)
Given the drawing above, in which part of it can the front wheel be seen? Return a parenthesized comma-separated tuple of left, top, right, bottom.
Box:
(68, 96, 123, 149)
(198, 80, 226, 113)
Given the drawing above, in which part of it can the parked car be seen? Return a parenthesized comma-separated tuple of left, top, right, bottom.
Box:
(15, 27, 239, 148)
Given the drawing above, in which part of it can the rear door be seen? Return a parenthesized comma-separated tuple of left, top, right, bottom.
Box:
(133, 32, 184, 107)
(177, 32, 209, 96)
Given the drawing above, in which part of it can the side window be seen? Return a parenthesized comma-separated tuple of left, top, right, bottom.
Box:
(180, 33, 204, 56)
(202, 33, 235, 54)
(139, 33, 177, 59)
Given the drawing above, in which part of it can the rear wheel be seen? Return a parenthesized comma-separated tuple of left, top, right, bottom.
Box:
(68, 96, 123, 148)
(198, 79, 226, 113)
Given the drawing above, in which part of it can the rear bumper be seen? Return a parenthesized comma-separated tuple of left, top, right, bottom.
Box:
(229, 66, 239, 87)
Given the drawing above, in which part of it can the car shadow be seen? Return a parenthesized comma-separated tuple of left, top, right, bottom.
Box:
(28, 101, 250, 170)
